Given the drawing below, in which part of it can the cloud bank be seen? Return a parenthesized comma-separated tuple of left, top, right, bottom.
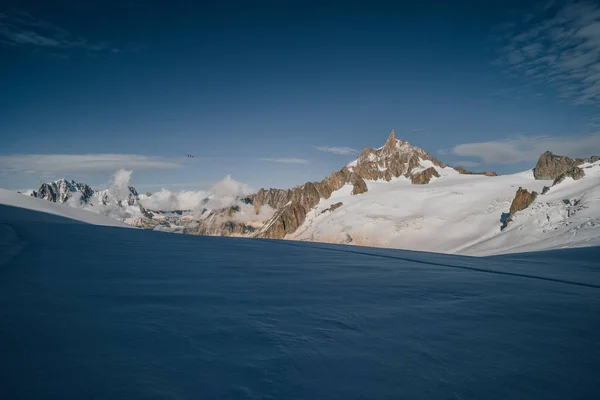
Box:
(61, 170, 271, 223)
(455, 160, 481, 168)
(0, 154, 182, 173)
(138, 188, 209, 211)
(315, 146, 359, 156)
(450, 133, 600, 164)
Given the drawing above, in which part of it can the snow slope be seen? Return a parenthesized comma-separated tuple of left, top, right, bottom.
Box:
(290, 160, 600, 256)
(0, 189, 130, 228)
(464, 160, 600, 255)
(1, 204, 599, 399)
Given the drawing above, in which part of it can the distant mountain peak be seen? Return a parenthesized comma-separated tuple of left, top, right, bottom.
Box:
(347, 130, 444, 180)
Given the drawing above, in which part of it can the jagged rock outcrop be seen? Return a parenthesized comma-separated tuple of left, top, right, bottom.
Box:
(411, 167, 440, 184)
(31, 179, 94, 203)
(351, 176, 368, 195)
(552, 166, 585, 186)
(454, 167, 497, 177)
(314, 168, 351, 199)
(509, 187, 538, 214)
(532, 151, 600, 180)
(30, 178, 157, 227)
(321, 202, 343, 214)
(502, 187, 538, 229)
(347, 130, 447, 182)
(255, 201, 307, 239)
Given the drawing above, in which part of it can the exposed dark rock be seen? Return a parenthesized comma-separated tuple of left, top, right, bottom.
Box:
(410, 167, 440, 184)
(351, 177, 368, 195)
(552, 166, 585, 186)
(255, 201, 307, 239)
(532, 151, 598, 180)
(321, 202, 343, 214)
(31, 179, 95, 204)
(541, 186, 551, 195)
(509, 187, 538, 214)
(454, 167, 497, 177)
(502, 187, 538, 229)
(35, 183, 57, 202)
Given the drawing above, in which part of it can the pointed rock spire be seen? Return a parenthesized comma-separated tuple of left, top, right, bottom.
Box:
(387, 129, 396, 143)
(382, 129, 398, 153)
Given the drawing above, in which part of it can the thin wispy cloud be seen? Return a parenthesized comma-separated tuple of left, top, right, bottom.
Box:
(589, 116, 600, 128)
(0, 10, 115, 53)
(492, 0, 600, 106)
(0, 154, 183, 173)
(259, 157, 310, 164)
(448, 133, 600, 164)
(455, 160, 481, 168)
(314, 146, 359, 156)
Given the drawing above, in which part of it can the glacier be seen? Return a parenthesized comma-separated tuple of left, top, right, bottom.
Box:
(1, 201, 599, 399)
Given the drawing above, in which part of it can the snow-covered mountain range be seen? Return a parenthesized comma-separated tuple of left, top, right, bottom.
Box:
(13, 130, 600, 256)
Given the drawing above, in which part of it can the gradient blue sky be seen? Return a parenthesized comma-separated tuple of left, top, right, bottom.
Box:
(1, 0, 600, 193)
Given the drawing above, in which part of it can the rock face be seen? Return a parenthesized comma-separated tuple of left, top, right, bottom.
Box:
(346, 130, 447, 182)
(187, 208, 256, 236)
(255, 201, 307, 239)
(31, 178, 157, 228)
(351, 177, 368, 195)
(321, 202, 343, 214)
(32, 179, 94, 203)
(454, 167, 497, 177)
(552, 166, 585, 186)
(533, 151, 581, 180)
(502, 187, 538, 230)
(509, 187, 538, 214)
(411, 167, 440, 184)
(532, 151, 600, 180)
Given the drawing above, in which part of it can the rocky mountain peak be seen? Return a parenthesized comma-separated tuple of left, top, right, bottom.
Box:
(31, 179, 94, 204)
(382, 129, 397, 149)
(347, 131, 445, 181)
(533, 151, 599, 180)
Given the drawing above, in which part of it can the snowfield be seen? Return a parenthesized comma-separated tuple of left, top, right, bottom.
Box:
(0, 203, 599, 399)
(0, 189, 130, 228)
(290, 160, 600, 256)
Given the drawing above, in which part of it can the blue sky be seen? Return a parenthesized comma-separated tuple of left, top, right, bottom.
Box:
(1, 0, 600, 193)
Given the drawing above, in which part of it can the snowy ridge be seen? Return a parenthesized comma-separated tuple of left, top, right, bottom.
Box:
(4, 133, 600, 257)
(289, 158, 600, 256)
(0, 189, 130, 228)
(464, 160, 600, 255)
